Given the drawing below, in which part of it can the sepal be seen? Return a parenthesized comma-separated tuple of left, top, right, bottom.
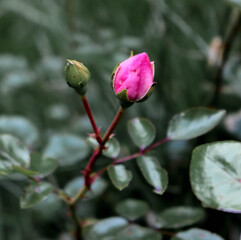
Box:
(116, 89, 134, 109)
(111, 62, 120, 90)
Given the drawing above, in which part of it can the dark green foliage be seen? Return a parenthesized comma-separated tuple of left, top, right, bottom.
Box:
(0, 0, 240, 239)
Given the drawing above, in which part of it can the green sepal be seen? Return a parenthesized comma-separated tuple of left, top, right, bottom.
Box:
(111, 62, 120, 90)
(137, 82, 156, 103)
(116, 89, 134, 109)
(64, 59, 90, 96)
(74, 85, 87, 96)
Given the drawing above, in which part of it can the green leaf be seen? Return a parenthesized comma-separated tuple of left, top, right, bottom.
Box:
(0, 134, 30, 175)
(20, 182, 53, 208)
(155, 206, 205, 229)
(33, 193, 62, 220)
(30, 152, 58, 178)
(87, 137, 121, 158)
(128, 118, 156, 149)
(108, 165, 132, 191)
(190, 141, 241, 213)
(167, 108, 226, 140)
(223, 0, 241, 9)
(43, 133, 90, 166)
(171, 228, 225, 240)
(87, 217, 128, 240)
(86, 136, 99, 149)
(116, 225, 162, 240)
(103, 138, 121, 158)
(115, 199, 149, 221)
(64, 176, 107, 200)
(137, 156, 168, 195)
(0, 116, 39, 145)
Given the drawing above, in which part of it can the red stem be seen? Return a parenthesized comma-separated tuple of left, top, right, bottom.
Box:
(102, 107, 124, 144)
(95, 137, 170, 177)
(81, 95, 102, 144)
(143, 137, 170, 153)
(114, 137, 170, 165)
(84, 106, 125, 188)
(113, 152, 142, 165)
(84, 148, 102, 188)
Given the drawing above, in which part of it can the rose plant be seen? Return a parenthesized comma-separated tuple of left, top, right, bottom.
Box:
(0, 52, 240, 240)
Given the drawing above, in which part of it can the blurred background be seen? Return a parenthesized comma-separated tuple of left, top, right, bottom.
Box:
(0, 0, 241, 239)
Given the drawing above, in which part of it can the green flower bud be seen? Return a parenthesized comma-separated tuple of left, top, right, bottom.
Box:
(64, 59, 90, 95)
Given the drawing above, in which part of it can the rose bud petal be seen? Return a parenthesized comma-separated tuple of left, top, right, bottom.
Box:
(64, 59, 90, 95)
(112, 52, 155, 108)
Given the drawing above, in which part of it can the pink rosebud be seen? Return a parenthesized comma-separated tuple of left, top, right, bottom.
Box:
(112, 52, 155, 108)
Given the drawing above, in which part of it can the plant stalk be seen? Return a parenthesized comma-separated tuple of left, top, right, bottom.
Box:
(102, 107, 125, 144)
(81, 95, 102, 144)
(69, 204, 82, 240)
(83, 106, 125, 189)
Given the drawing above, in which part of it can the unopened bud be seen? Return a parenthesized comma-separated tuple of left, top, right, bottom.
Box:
(64, 60, 90, 95)
(111, 52, 155, 108)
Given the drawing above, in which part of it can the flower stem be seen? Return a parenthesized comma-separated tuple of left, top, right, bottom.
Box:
(143, 137, 170, 153)
(102, 107, 125, 144)
(81, 95, 102, 144)
(70, 185, 88, 205)
(83, 148, 102, 188)
(69, 204, 82, 240)
(113, 152, 142, 165)
(113, 137, 169, 165)
(95, 137, 170, 176)
(83, 107, 125, 189)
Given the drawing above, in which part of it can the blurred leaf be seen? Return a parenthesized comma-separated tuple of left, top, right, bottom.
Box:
(86, 136, 99, 149)
(0, 116, 39, 145)
(117, 225, 162, 240)
(20, 182, 53, 209)
(46, 104, 70, 121)
(224, 56, 241, 94)
(0, 54, 27, 72)
(30, 152, 58, 178)
(223, 0, 241, 9)
(0, 134, 30, 175)
(87, 217, 128, 240)
(1, 72, 34, 93)
(167, 108, 226, 140)
(87, 137, 121, 158)
(104, 138, 121, 158)
(171, 228, 225, 240)
(128, 118, 156, 149)
(190, 141, 241, 213)
(64, 176, 107, 200)
(224, 110, 241, 139)
(115, 199, 149, 221)
(108, 165, 132, 191)
(1, 0, 66, 33)
(118, 36, 142, 49)
(43, 133, 90, 166)
(155, 206, 205, 229)
(33, 193, 62, 220)
(137, 156, 168, 195)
